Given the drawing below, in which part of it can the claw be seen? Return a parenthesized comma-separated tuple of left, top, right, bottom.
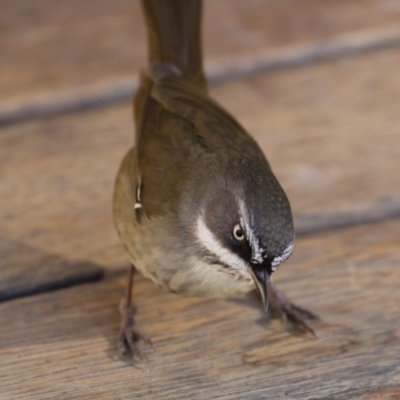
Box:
(268, 283, 319, 336)
(118, 298, 152, 361)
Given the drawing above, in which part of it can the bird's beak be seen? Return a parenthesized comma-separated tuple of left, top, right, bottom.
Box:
(249, 265, 270, 312)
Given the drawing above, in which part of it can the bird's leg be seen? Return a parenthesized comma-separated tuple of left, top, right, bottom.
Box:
(118, 264, 152, 360)
(268, 281, 319, 336)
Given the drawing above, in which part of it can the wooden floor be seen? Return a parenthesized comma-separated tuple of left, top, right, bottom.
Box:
(1, 1, 400, 399)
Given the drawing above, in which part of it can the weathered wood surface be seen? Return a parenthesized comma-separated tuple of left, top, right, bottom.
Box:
(1, 1, 400, 398)
(0, 239, 103, 301)
(1, 220, 399, 399)
(3, 0, 400, 122)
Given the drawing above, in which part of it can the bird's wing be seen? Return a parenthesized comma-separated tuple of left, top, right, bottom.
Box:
(149, 63, 262, 157)
(133, 63, 266, 217)
(133, 66, 207, 217)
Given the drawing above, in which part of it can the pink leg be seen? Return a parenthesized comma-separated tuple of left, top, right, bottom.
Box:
(118, 264, 152, 360)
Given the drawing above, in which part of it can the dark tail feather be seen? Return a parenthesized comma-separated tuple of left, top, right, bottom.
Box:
(140, 0, 207, 91)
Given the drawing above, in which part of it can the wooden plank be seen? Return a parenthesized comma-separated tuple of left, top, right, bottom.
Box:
(211, 48, 400, 219)
(1, 47, 399, 274)
(0, 239, 103, 301)
(3, 0, 400, 119)
(0, 219, 399, 399)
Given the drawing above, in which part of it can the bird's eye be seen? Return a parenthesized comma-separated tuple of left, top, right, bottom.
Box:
(233, 224, 245, 241)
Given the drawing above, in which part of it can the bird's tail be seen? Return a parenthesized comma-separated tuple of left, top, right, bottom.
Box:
(140, 0, 207, 92)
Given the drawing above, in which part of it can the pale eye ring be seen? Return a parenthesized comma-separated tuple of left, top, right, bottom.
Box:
(233, 224, 245, 241)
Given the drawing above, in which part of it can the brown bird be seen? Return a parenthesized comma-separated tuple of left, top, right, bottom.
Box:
(113, 0, 318, 359)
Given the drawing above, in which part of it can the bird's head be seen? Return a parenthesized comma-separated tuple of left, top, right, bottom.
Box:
(194, 161, 294, 310)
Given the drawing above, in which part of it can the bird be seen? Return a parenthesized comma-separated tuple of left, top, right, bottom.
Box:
(113, 0, 318, 359)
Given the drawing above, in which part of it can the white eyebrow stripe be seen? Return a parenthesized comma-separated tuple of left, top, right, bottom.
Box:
(271, 242, 294, 270)
(238, 199, 264, 264)
(196, 214, 249, 275)
(238, 198, 294, 271)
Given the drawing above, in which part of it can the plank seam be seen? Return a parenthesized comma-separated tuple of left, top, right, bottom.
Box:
(2, 26, 400, 126)
(295, 199, 400, 236)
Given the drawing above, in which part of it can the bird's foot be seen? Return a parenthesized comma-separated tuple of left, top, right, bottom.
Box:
(118, 299, 152, 361)
(268, 284, 319, 336)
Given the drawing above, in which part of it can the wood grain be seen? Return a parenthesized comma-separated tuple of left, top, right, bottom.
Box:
(213, 48, 400, 218)
(0, 238, 103, 301)
(3, 0, 400, 120)
(0, 220, 399, 399)
(1, 4, 400, 396)
(1, 47, 399, 275)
